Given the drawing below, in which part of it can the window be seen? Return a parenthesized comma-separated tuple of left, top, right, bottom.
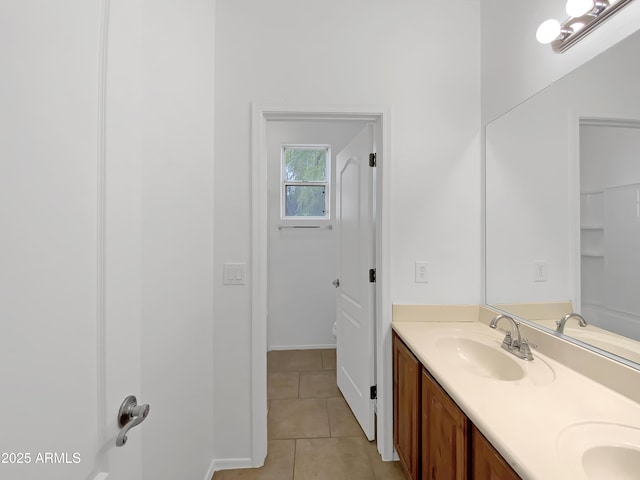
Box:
(281, 145, 331, 219)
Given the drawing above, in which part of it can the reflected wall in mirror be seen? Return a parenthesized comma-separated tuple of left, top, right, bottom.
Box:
(485, 28, 640, 367)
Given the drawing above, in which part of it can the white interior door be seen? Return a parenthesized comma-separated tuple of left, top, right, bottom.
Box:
(335, 124, 376, 440)
(0, 2, 144, 479)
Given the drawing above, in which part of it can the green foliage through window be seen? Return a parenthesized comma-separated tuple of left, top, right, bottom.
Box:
(285, 185, 326, 216)
(282, 146, 329, 218)
(284, 149, 327, 182)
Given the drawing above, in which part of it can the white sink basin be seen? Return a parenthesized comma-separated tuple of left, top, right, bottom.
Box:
(430, 329, 556, 386)
(583, 445, 640, 479)
(436, 336, 525, 381)
(557, 422, 640, 479)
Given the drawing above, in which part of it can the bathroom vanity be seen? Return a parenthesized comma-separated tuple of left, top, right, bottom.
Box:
(392, 305, 640, 480)
(394, 331, 518, 480)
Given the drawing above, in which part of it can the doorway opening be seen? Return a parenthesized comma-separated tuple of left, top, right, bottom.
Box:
(266, 122, 365, 353)
(576, 117, 640, 345)
(251, 105, 393, 467)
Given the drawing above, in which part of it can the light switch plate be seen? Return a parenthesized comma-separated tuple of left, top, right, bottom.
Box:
(223, 263, 246, 285)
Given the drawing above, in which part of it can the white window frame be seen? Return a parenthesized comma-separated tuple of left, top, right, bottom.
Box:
(280, 144, 331, 221)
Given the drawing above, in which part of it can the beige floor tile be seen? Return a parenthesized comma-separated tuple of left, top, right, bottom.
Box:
(212, 440, 295, 480)
(294, 437, 376, 480)
(320, 349, 336, 370)
(370, 459, 406, 480)
(267, 371, 299, 400)
(365, 440, 406, 480)
(268, 398, 330, 439)
(327, 396, 364, 438)
(299, 370, 340, 398)
(222, 349, 392, 480)
(267, 350, 323, 372)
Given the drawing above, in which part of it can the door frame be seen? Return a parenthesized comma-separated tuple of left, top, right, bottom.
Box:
(250, 104, 393, 465)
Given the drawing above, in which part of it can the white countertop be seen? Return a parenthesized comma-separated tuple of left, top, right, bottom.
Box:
(392, 320, 640, 480)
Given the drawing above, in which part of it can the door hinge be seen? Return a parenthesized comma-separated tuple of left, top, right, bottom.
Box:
(370, 385, 377, 400)
(369, 152, 376, 167)
(369, 268, 376, 283)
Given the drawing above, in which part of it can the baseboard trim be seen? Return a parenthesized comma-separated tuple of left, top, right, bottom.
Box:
(268, 343, 336, 351)
(209, 457, 254, 476)
(203, 458, 217, 480)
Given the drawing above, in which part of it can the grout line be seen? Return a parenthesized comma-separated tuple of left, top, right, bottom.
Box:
(326, 397, 333, 438)
(292, 439, 297, 480)
(267, 350, 403, 480)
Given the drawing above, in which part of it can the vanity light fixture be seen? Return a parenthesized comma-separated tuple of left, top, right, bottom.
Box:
(537, 0, 635, 53)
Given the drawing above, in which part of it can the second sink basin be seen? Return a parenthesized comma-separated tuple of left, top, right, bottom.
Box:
(583, 445, 640, 479)
(557, 422, 640, 479)
(436, 336, 525, 381)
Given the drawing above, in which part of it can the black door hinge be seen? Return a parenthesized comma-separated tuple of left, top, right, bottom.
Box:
(369, 152, 376, 167)
(370, 385, 377, 400)
(369, 268, 376, 283)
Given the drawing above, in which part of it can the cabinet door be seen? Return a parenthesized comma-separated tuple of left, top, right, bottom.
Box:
(472, 426, 521, 480)
(422, 370, 468, 480)
(393, 333, 421, 480)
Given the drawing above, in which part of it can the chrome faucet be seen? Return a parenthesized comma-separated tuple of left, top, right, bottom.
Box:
(556, 313, 587, 334)
(489, 314, 534, 361)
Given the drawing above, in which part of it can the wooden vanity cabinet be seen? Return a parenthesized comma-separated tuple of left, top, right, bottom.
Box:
(421, 369, 468, 480)
(393, 333, 421, 480)
(393, 332, 522, 480)
(472, 426, 520, 480)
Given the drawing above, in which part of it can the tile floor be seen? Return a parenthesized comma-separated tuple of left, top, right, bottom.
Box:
(212, 348, 406, 480)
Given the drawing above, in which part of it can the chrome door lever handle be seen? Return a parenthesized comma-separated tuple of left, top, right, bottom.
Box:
(116, 395, 150, 447)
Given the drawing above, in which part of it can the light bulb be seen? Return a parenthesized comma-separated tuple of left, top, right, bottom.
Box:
(566, 0, 595, 17)
(571, 22, 586, 33)
(536, 19, 561, 44)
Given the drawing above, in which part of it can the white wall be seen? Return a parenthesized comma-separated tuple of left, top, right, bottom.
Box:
(481, 0, 640, 123)
(214, 0, 481, 462)
(485, 86, 573, 305)
(267, 121, 368, 350)
(581, 126, 640, 193)
(139, 1, 215, 479)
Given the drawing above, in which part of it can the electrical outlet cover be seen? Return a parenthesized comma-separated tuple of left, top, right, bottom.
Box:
(415, 261, 428, 283)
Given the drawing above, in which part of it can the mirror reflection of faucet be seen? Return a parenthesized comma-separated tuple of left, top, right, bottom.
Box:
(489, 314, 535, 361)
(556, 313, 587, 334)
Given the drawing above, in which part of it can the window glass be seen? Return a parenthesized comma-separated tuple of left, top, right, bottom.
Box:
(284, 148, 327, 182)
(282, 146, 330, 219)
(285, 185, 326, 217)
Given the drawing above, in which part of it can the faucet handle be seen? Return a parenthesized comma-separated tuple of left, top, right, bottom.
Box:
(519, 339, 535, 361)
(501, 330, 513, 348)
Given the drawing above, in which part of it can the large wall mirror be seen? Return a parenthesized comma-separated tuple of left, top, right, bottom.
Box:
(485, 28, 640, 368)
